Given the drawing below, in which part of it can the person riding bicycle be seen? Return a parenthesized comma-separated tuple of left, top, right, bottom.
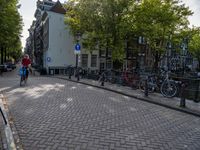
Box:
(21, 54, 31, 79)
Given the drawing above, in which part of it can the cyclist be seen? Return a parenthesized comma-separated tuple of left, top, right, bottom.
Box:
(21, 54, 31, 80)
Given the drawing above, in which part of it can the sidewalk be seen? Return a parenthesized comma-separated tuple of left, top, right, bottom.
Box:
(55, 75, 200, 117)
(0, 69, 20, 150)
(0, 95, 8, 150)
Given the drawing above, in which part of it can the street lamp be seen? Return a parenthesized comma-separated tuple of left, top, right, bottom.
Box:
(74, 32, 82, 81)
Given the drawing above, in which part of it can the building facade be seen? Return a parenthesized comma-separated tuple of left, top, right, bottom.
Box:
(42, 2, 76, 74)
(25, 0, 154, 75)
(26, 0, 77, 74)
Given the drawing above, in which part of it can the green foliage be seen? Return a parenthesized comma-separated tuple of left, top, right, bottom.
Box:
(64, 0, 193, 66)
(0, 0, 23, 61)
(65, 0, 134, 61)
(189, 28, 200, 67)
(134, 0, 192, 54)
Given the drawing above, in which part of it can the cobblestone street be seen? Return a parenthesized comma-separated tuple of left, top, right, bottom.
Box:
(1, 74, 200, 150)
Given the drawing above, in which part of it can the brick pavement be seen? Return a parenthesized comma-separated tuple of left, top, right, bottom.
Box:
(0, 117, 4, 150)
(56, 75, 200, 116)
(1, 76, 200, 150)
(0, 69, 20, 150)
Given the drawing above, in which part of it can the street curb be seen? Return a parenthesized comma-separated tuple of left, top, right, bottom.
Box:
(53, 76, 200, 118)
(0, 94, 17, 150)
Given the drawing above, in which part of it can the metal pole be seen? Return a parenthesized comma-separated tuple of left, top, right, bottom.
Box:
(69, 67, 71, 79)
(77, 68, 80, 81)
(167, 47, 169, 71)
(194, 80, 199, 102)
(144, 77, 148, 97)
(180, 82, 186, 107)
(76, 54, 78, 68)
(101, 72, 105, 86)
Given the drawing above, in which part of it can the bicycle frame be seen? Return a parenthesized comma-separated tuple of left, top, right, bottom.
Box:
(20, 67, 27, 86)
(160, 71, 179, 97)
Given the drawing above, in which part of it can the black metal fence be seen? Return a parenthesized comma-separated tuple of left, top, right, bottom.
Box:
(171, 75, 200, 102)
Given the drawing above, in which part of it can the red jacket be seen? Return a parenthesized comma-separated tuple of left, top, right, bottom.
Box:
(22, 58, 31, 67)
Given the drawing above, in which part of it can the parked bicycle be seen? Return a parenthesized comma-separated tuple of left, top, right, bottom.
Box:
(160, 71, 179, 97)
(139, 69, 179, 98)
(121, 70, 140, 88)
(139, 74, 158, 93)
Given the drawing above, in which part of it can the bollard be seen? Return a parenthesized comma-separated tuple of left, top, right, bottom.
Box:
(69, 70, 71, 79)
(76, 68, 80, 81)
(77, 74, 80, 81)
(101, 80, 104, 86)
(68, 68, 72, 79)
(180, 82, 186, 108)
(144, 78, 148, 97)
(101, 72, 105, 86)
(194, 80, 199, 102)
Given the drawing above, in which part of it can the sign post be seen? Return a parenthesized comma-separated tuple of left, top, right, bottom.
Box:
(75, 43, 81, 68)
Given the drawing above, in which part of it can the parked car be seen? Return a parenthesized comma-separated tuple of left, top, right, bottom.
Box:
(4, 63, 12, 71)
(10, 63, 16, 69)
(3, 63, 16, 71)
(0, 65, 4, 74)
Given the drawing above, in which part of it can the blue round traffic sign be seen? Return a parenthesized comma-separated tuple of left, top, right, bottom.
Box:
(47, 57, 51, 62)
(75, 44, 81, 51)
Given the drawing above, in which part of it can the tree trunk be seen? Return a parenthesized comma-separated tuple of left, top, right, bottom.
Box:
(4, 47, 6, 63)
(153, 51, 159, 72)
(105, 39, 109, 70)
(198, 59, 200, 71)
(1, 46, 3, 64)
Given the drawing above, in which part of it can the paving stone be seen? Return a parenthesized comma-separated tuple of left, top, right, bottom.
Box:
(0, 76, 200, 149)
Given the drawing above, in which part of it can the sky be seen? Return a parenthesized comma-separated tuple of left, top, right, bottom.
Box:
(18, 0, 200, 49)
(18, 0, 66, 49)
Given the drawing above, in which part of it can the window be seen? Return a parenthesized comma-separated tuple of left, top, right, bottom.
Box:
(81, 54, 88, 68)
(106, 60, 112, 69)
(91, 55, 97, 67)
(99, 49, 106, 57)
(107, 49, 112, 57)
(100, 63, 105, 71)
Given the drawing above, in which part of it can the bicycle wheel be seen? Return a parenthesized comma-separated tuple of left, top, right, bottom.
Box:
(24, 78, 27, 86)
(20, 77, 22, 86)
(160, 81, 177, 98)
(20, 76, 24, 86)
(139, 79, 145, 91)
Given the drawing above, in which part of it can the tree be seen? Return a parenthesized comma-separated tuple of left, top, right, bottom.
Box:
(133, 0, 193, 70)
(65, 0, 135, 62)
(0, 0, 23, 63)
(65, 0, 193, 71)
(189, 28, 200, 70)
